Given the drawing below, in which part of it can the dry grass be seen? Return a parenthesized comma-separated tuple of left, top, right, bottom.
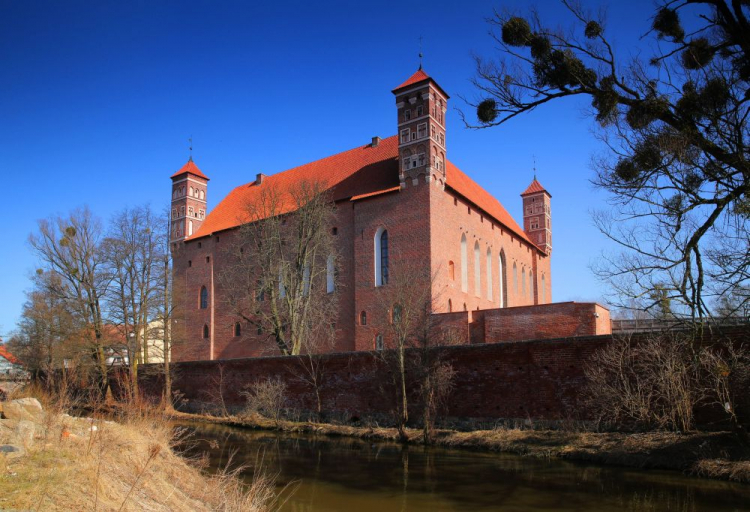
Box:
(0, 388, 278, 511)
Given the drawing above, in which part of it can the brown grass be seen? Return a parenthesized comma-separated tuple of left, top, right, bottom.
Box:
(0, 388, 278, 511)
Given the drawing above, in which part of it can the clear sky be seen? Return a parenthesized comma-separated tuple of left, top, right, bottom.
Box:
(0, 0, 659, 337)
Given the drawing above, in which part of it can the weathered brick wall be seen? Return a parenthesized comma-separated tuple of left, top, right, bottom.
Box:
(483, 302, 611, 343)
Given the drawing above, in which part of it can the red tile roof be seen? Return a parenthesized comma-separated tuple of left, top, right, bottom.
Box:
(392, 68, 450, 98)
(521, 178, 549, 197)
(190, 136, 537, 250)
(0, 346, 19, 365)
(350, 186, 401, 202)
(171, 159, 210, 180)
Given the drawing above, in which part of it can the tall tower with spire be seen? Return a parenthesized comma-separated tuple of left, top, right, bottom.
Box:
(170, 157, 209, 245)
(521, 177, 552, 254)
(392, 68, 449, 186)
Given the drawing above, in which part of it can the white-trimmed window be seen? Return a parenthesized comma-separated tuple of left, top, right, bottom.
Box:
(486, 248, 493, 301)
(417, 123, 427, 138)
(374, 227, 389, 287)
(188, 220, 193, 236)
(460, 234, 468, 293)
(474, 242, 481, 297)
(400, 128, 410, 143)
(326, 254, 335, 293)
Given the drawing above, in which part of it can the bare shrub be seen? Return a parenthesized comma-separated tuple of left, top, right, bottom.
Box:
(241, 378, 287, 425)
(699, 341, 750, 433)
(585, 332, 703, 432)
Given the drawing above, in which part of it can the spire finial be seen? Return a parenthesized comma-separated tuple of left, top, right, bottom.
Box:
(188, 136, 193, 162)
(418, 36, 423, 70)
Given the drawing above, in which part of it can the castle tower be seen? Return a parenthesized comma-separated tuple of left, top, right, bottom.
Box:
(521, 178, 552, 254)
(392, 68, 449, 186)
(170, 158, 209, 244)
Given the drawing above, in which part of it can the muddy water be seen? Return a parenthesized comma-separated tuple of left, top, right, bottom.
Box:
(178, 421, 750, 511)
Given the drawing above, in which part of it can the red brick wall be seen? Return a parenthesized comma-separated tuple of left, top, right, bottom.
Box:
(483, 302, 611, 343)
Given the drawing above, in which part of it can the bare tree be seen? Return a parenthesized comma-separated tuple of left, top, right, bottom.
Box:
(219, 180, 338, 356)
(465, 1, 749, 321)
(102, 205, 165, 397)
(29, 207, 111, 397)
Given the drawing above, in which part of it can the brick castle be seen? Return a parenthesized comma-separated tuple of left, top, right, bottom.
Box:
(169, 69, 610, 362)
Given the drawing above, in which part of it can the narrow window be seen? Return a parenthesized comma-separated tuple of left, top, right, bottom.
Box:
(375, 334, 384, 351)
(448, 261, 455, 281)
(417, 105, 423, 116)
(404, 109, 411, 121)
(486, 248, 493, 301)
(375, 228, 389, 286)
(460, 234, 468, 292)
(474, 242, 481, 297)
(302, 263, 311, 297)
(542, 274, 546, 303)
(234, 322, 241, 337)
(392, 305, 402, 324)
(499, 251, 506, 308)
(360, 311, 367, 326)
(199, 286, 208, 309)
(326, 254, 335, 293)
(206, 256, 210, 263)
(188, 260, 192, 267)
(513, 263, 518, 296)
(202, 324, 209, 339)
(188, 220, 193, 236)
(529, 270, 534, 301)
(256, 280, 265, 302)
(521, 266, 526, 298)
(448, 299, 452, 312)
(278, 269, 286, 298)
(400, 128, 409, 144)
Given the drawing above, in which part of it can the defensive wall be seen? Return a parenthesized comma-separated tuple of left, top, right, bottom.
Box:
(136, 324, 749, 425)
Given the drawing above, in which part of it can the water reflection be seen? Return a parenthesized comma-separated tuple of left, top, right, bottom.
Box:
(176, 422, 750, 512)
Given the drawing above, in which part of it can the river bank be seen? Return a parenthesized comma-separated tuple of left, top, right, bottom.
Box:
(168, 410, 750, 484)
(0, 398, 275, 511)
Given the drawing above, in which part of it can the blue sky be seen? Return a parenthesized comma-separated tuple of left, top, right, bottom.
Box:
(0, 0, 659, 336)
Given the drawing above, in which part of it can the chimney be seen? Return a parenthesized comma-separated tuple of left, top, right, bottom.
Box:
(371, 136, 381, 148)
(256, 173, 266, 185)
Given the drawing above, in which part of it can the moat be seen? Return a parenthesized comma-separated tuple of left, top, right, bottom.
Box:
(178, 421, 750, 511)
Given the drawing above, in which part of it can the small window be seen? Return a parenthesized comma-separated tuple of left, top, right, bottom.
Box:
(332, 227, 338, 235)
(375, 334, 384, 351)
(411, 131, 417, 141)
(199, 286, 208, 309)
(202, 324, 209, 339)
(234, 322, 241, 337)
(188, 260, 192, 267)
(360, 311, 367, 326)
(392, 305, 402, 324)
(448, 261, 455, 280)
(206, 256, 210, 263)
(448, 299, 452, 312)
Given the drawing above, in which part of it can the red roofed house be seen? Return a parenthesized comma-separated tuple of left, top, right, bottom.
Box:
(168, 69, 610, 362)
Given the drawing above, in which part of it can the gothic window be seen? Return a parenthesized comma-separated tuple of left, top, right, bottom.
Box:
(513, 263, 518, 296)
(278, 269, 286, 298)
(374, 228, 389, 286)
(188, 220, 193, 236)
(326, 254, 335, 293)
(400, 128, 410, 144)
(190, 187, 194, 196)
(200, 190, 205, 200)
(521, 266, 526, 298)
(302, 263, 311, 297)
(474, 242, 481, 297)
(448, 261, 455, 280)
(529, 270, 534, 301)
(202, 324, 209, 339)
(486, 248, 493, 301)
(199, 286, 208, 309)
(499, 251, 507, 308)
(375, 334, 384, 351)
(461, 234, 468, 292)
(360, 311, 367, 326)
(417, 123, 427, 138)
(234, 322, 241, 337)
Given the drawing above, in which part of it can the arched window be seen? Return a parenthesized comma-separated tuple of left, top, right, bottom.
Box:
(448, 261, 455, 280)
(374, 228, 389, 286)
(326, 254, 335, 293)
(513, 263, 518, 297)
(375, 334, 384, 351)
(360, 311, 367, 326)
(199, 286, 208, 309)
(188, 220, 193, 236)
(521, 266, 526, 298)
(474, 242, 481, 297)
(460, 234, 468, 292)
(486, 248, 493, 301)
(529, 270, 534, 301)
(234, 322, 241, 337)
(190, 187, 194, 196)
(200, 190, 205, 200)
(541, 274, 546, 303)
(448, 299, 452, 312)
(499, 251, 507, 308)
(202, 324, 209, 339)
